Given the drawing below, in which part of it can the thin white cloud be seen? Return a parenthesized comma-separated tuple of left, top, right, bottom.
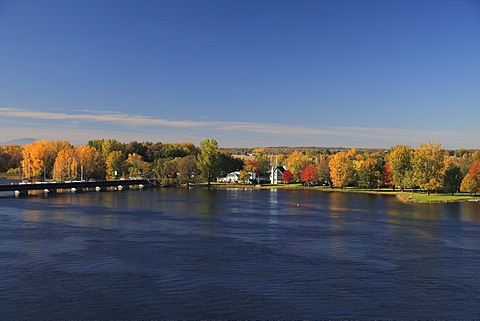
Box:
(0, 107, 475, 148)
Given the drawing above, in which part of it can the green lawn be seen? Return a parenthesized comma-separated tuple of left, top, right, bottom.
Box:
(394, 191, 476, 203)
(239, 183, 479, 203)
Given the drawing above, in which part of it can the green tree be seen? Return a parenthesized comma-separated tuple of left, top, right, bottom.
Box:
(198, 139, 221, 187)
(217, 152, 244, 178)
(125, 141, 149, 160)
(177, 155, 199, 186)
(238, 169, 252, 184)
(357, 158, 382, 190)
(387, 145, 414, 191)
(101, 139, 125, 158)
(443, 165, 463, 195)
(159, 158, 180, 186)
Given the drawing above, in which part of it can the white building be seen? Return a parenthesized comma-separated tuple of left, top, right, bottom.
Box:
(218, 171, 257, 183)
(270, 166, 286, 184)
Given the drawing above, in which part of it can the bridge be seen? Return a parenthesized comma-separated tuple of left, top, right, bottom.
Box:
(0, 179, 153, 197)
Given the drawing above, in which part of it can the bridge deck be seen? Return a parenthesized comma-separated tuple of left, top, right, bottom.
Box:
(0, 179, 151, 192)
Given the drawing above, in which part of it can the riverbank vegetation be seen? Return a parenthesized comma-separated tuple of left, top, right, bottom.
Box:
(0, 139, 479, 202)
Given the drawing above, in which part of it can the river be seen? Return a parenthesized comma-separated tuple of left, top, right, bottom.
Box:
(1, 187, 480, 319)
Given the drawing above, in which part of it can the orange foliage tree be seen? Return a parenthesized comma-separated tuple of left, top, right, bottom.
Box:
(21, 140, 56, 180)
(76, 145, 105, 180)
(461, 160, 480, 196)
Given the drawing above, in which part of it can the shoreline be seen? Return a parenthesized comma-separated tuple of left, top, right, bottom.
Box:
(2, 173, 478, 204)
(208, 183, 479, 204)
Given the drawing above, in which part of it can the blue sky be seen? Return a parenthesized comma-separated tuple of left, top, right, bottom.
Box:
(1, 0, 479, 148)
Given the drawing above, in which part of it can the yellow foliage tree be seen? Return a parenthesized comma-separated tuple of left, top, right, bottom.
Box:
(106, 150, 125, 178)
(126, 153, 150, 177)
(328, 151, 354, 188)
(413, 142, 445, 194)
(53, 148, 78, 181)
(387, 145, 414, 191)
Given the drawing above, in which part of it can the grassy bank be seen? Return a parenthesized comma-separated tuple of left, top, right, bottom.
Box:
(211, 182, 478, 203)
(0, 172, 21, 180)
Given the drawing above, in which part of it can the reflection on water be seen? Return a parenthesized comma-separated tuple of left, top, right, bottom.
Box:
(1, 188, 480, 319)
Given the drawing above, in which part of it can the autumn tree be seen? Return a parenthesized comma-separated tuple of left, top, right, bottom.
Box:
(198, 139, 221, 187)
(413, 142, 444, 194)
(328, 151, 355, 188)
(21, 140, 56, 180)
(382, 163, 393, 188)
(387, 145, 414, 191)
(105, 150, 125, 179)
(316, 156, 332, 187)
(282, 170, 294, 184)
(53, 147, 78, 181)
(126, 153, 150, 177)
(461, 173, 479, 196)
(0, 145, 22, 173)
(300, 165, 317, 186)
(461, 160, 480, 196)
(286, 151, 310, 182)
(75, 145, 105, 180)
(244, 159, 260, 183)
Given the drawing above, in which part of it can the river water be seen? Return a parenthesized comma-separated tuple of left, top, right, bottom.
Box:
(1, 187, 480, 319)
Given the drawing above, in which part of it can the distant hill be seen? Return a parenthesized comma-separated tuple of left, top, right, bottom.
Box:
(0, 138, 36, 146)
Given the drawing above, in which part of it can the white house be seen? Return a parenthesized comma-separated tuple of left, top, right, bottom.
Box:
(270, 166, 286, 184)
(218, 171, 257, 183)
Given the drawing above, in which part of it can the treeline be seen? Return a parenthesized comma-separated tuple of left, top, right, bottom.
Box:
(275, 142, 480, 196)
(0, 139, 241, 186)
(0, 139, 479, 195)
